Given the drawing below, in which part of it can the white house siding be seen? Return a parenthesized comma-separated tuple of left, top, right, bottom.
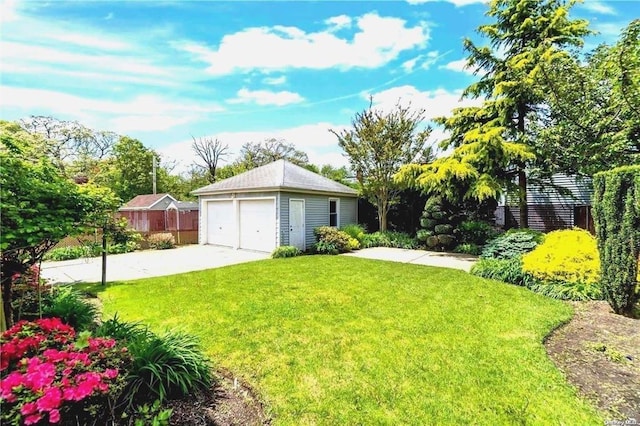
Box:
(279, 192, 358, 249)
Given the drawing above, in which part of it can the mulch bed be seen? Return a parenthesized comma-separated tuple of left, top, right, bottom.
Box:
(545, 301, 640, 422)
(168, 370, 269, 426)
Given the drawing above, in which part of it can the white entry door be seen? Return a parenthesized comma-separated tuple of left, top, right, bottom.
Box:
(239, 199, 276, 252)
(206, 201, 234, 247)
(289, 199, 305, 250)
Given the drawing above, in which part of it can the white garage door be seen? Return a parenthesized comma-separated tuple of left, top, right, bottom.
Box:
(207, 201, 234, 247)
(239, 199, 275, 252)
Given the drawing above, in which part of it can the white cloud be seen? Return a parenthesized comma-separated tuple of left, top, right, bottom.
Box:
(407, 0, 486, 6)
(175, 12, 430, 75)
(0, 0, 19, 22)
(0, 86, 224, 133)
(592, 22, 624, 39)
(581, 1, 617, 15)
(440, 58, 474, 75)
(402, 56, 421, 72)
(263, 75, 287, 85)
(324, 15, 352, 31)
(159, 122, 351, 173)
(227, 88, 304, 106)
(365, 85, 483, 121)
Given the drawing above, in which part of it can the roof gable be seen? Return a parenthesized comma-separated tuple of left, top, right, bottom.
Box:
(192, 160, 357, 196)
(120, 193, 176, 210)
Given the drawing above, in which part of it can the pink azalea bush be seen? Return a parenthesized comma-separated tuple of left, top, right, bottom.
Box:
(0, 318, 131, 425)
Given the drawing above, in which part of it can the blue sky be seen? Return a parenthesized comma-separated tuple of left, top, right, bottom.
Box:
(1, 0, 637, 172)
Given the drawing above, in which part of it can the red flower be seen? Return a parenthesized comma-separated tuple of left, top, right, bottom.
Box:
(24, 413, 42, 425)
(103, 369, 118, 379)
(36, 386, 62, 412)
(20, 401, 37, 415)
(49, 408, 61, 423)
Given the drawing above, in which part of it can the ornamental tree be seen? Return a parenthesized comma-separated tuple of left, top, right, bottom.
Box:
(0, 122, 119, 330)
(396, 0, 590, 227)
(332, 100, 431, 231)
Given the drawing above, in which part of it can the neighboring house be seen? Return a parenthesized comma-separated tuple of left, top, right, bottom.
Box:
(192, 159, 358, 252)
(495, 174, 594, 233)
(118, 193, 199, 233)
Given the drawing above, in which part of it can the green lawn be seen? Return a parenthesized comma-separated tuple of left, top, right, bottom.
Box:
(87, 256, 601, 425)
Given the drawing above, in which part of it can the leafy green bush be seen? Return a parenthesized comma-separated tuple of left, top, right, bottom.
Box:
(271, 245, 302, 259)
(340, 224, 366, 243)
(470, 256, 535, 287)
(42, 286, 98, 331)
(528, 280, 602, 301)
(453, 243, 482, 256)
(481, 228, 544, 259)
(456, 220, 500, 246)
(593, 165, 640, 316)
(124, 330, 213, 407)
(94, 314, 152, 343)
(147, 233, 176, 250)
(313, 226, 354, 254)
(45, 243, 100, 261)
(361, 231, 418, 249)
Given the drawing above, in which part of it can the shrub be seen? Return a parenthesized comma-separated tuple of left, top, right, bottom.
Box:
(593, 165, 640, 316)
(528, 280, 602, 301)
(456, 220, 501, 246)
(340, 224, 366, 244)
(361, 231, 418, 249)
(45, 244, 101, 261)
(42, 287, 98, 332)
(271, 246, 302, 259)
(470, 256, 536, 287)
(522, 228, 601, 288)
(0, 318, 131, 425)
(481, 228, 544, 259)
(453, 243, 482, 256)
(123, 331, 213, 407)
(147, 233, 176, 250)
(313, 226, 353, 254)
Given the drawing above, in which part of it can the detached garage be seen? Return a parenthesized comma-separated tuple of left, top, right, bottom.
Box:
(192, 160, 358, 252)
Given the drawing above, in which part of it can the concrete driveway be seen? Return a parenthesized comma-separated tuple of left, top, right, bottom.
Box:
(41, 245, 270, 284)
(343, 247, 477, 272)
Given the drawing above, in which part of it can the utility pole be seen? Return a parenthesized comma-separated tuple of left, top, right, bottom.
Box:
(152, 155, 157, 194)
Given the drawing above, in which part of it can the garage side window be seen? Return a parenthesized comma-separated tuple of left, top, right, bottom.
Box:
(329, 198, 339, 227)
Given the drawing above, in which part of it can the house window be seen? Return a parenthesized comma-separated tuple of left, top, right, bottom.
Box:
(329, 199, 339, 227)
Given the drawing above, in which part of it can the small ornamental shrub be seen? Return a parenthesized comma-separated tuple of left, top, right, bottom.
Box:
(470, 256, 536, 288)
(340, 224, 366, 244)
(593, 165, 640, 317)
(481, 229, 544, 259)
(0, 318, 131, 425)
(45, 244, 101, 261)
(361, 231, 418, 249)
(522, 228, 601, 288)
(147, 233, 176, 250)
(124, 331, 213, 407)
(42, 287, 98, 332)
(313, 226, 353, 254)
(453, 243, 482, 256)
(271, 246, 302, 259)
(455, 220, 500, 246)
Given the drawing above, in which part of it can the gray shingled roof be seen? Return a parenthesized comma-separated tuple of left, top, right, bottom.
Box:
(192, 160, 358, 196)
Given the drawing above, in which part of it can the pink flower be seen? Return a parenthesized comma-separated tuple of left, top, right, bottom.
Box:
(20, 401, 37, 415)
(49, 409, 61, 423)
(36, 386, 62, 412)
(24, 413, 43, 425)
(103, 369, 119, 379)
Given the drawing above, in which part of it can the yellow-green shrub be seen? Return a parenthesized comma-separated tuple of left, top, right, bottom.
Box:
(522, 228, 600, 285)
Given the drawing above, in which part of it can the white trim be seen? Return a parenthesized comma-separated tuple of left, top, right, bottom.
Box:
(288, 198, 306, 251)
(193, 187, 357, 198)
(329, 198, 340, 228)
(147, 194, 178, 209)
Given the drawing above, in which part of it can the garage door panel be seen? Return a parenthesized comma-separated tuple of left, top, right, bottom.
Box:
(239, 199, 275, 252)
(207, 201, 234, 247)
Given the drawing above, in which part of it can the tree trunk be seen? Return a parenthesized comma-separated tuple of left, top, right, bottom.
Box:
(377, 199, 388, 232)
(518, 169, 528, 228)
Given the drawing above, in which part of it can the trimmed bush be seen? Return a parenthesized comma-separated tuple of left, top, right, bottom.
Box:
(481, 229, 544, 259)
(272, 246, 302, 259)
(522, 229, 600, 286)
(147, 233, 176, 250)
(313, 226, 355, 254)
(340, 224, 366, 244)
(593, 165, 640, 317)
(453, 243, 482, 256)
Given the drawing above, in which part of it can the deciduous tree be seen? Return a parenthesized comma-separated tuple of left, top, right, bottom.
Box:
(191, 136, 229, 183)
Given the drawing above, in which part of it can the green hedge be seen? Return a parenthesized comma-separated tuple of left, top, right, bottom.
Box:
(593, 165, 640, 316)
